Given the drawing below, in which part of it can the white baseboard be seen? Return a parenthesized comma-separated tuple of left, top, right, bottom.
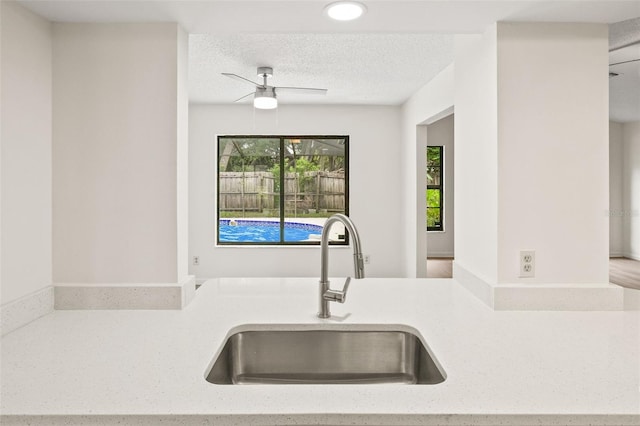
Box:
(1, 286, 54, 336)
(623, 252, 640, 261)
(427, 252, 454, 258)
(492, 283, 624, 311)
(452, 262, 495, 308)
(181, 275, 196, 306)
(623, 287, 640, 310)
(453, 262, 624, 311)
(609, 252, 625, 258)
(54, 275, 196, 310)
(196, 277, 210, 286)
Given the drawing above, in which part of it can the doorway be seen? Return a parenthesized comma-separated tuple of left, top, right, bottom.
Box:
(422, 113, 454, 278)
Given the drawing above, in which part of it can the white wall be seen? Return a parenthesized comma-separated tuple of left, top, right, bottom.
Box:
(453, 23, 609, 287)
(400, 64, 455, 278)
(426, 114, 454, 258)
(53, 23, 189, 284)
(610, 121, 624, 257)
(623, 121, 640, 260)
(1, 1, 52, 304)
(496, 23, 609, 284)
(416, 123, 428, 276)
(189, 104, 402, 279)
(177, 27, 189, 281)
(454, 27, 499, 285)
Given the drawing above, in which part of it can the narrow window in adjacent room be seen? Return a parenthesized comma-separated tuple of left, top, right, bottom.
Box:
(427, 146, 443, 231)
(217, 136, 349, 245)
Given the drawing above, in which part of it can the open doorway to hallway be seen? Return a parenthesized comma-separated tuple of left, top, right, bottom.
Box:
(425, 114, 454, 278)
(609, 120, 639, 290)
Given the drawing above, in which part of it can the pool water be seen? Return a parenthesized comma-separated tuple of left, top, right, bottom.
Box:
(219, 220, 323, 243)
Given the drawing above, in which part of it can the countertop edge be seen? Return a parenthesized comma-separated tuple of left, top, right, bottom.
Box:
(2, 413, 640, 426)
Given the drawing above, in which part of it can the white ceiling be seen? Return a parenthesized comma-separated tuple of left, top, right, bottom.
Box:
(18, 0, 640, 119)
(610, 43, 640, 122)
(18, 1, 640, 33)
(189, 33, 454, 105)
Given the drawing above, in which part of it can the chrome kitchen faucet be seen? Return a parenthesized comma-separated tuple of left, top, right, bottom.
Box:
(318, 214, 365, 318)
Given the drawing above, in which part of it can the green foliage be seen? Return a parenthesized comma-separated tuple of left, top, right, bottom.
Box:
(270, 158, 320, 191)
(226, 155, 277, 172)
(427, 208, 441, 228)
(220, 138, 280, 172)
(426, 147, 443, 229)
(220, 138, 346, 174)
(270, 163, 283, 191)
(292, 158, 320, 183)
(426, 189, 440, 207)
(426, 189, 441, 228)
(427, 146, 442, 184)
(427, 146, 441, 165)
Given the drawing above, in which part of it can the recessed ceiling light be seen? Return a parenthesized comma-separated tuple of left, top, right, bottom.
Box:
(325, 1, 367, 21)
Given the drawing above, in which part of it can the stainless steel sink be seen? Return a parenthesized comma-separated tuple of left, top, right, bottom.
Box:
(205, 327, 446, 385)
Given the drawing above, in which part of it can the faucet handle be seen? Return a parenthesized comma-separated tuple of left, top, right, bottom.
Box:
(323, 277, 351, 303)
(341, 276, 351, 295)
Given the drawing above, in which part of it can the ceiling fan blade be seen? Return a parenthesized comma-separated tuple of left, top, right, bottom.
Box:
(275, 87, 328, 96)
(222, 73, 264, 88)
(233, 92, 255, 103)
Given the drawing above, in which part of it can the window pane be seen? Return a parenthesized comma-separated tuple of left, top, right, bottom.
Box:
(427, 146, 442, 186)
(218, 137, 281, 243)
(283, 138, 347, 242)
(427, 188, 440, 208)
(427, 146, 441, 166)
(427, 208, 441, 228)
(427, 166, 441, 186)
(217, 136, 348, 245)
(426, 146, 443, 231)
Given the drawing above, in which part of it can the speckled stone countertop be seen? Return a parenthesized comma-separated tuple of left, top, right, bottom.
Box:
(1, 278, 639, 425)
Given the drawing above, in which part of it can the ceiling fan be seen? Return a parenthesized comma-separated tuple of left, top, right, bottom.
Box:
(222, 67, 328, 109)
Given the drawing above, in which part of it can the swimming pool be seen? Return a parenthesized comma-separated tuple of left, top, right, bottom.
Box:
(219, 220, 323, 243)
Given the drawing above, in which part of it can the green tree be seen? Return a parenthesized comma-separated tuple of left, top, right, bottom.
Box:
(220, 138, 280, 172)
(426, 189, 441, 227)
(270, 157, 319, 192)
(426, 146, 441, 184)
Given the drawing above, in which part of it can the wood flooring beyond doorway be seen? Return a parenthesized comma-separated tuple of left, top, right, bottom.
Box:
(426, 257, 640, 290)
(610, 257, 640, 290)
(426, 258, 453, 279)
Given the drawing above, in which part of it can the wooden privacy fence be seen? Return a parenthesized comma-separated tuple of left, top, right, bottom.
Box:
(219, 171, 345, 214)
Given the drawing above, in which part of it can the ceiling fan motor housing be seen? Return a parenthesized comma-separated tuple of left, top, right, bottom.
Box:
(256, 86, 276, 97)
(257, 67, 273, 78)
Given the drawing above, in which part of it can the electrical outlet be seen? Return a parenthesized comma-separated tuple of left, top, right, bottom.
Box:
(519, 250, 535, 278)
(193, 256, 199, 266)
(364, 255, 371, 264)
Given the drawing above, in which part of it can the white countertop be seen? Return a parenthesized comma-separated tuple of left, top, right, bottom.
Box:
(1, 278, 639, 425)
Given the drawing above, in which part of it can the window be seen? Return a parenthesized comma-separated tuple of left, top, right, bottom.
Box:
(217, 136, 349, 245)
(427, 146, 443, 231)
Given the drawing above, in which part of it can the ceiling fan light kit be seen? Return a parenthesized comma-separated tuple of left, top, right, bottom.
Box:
(253, 87, 277, 109)
(325, 1, 367, 21)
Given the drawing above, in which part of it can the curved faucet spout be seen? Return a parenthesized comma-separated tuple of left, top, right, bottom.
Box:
(318, 214, 365, 318)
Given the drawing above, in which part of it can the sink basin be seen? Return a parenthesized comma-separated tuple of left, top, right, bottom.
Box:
(205, 326, 446, 385)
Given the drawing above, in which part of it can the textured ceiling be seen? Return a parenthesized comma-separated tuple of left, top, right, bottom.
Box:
(610, 17, 640, 50)
(189, 33, 454, 105)
(18, 0, 640, 120)
(18, 1, 640, 33)
(610, 43, 640, 123)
